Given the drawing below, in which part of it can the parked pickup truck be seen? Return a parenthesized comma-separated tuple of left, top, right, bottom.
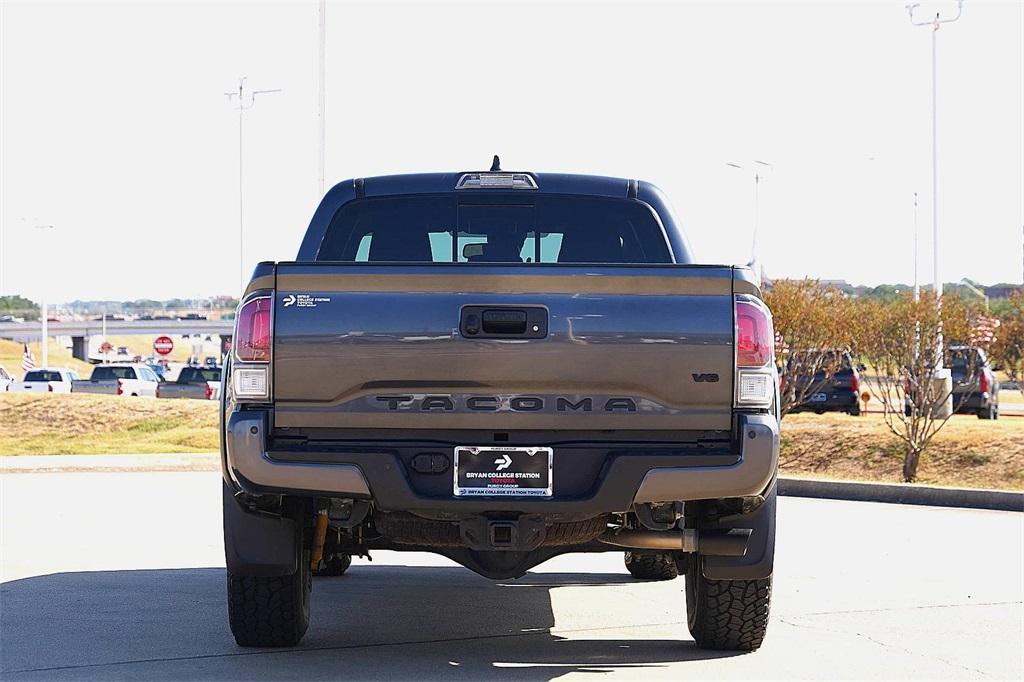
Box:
(221, 165, 780, 651)
(72, 364, 160, 397)
(156, 366, 221, 400)
(7, 368, 81, 393)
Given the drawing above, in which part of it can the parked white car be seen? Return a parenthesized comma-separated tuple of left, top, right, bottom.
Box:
(0, 364, 13, 391)
(7, 367, 81, 393)
(71, 364, 160, 397)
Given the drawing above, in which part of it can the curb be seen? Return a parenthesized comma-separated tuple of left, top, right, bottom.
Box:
(778, 477, 1024, 512)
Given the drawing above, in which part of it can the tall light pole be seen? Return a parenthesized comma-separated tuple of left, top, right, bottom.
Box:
(317, 0, 327, 198)
(906, 0, 965, 321)
(726, 160, 773, 282)
(225, 78, 281, 293)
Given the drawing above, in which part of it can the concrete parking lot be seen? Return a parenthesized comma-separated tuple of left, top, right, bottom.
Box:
(1, 469, 1021, 680)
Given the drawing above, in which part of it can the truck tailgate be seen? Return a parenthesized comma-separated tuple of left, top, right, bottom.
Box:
(271, 264, 740, 431)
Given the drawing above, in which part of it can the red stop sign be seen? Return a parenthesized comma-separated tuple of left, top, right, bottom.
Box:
(154, 336, 174, 355)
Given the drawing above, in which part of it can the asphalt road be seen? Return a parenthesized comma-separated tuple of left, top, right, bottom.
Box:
(1, 470, 1021, 680)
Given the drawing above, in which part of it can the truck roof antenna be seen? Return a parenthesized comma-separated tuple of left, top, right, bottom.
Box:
(490, 155, 501, 172)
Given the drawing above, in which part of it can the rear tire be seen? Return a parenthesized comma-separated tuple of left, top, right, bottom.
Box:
(624, 552, 679, 581)
(685, 554, 771, 651)
(227, 525, 311, 647)
(849, 404, 861, 416)
(977, 405, 995, 420)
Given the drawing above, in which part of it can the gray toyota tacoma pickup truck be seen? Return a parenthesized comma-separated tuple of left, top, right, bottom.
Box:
(221, 163, 780, 651)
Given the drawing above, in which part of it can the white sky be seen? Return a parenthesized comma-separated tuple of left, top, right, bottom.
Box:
(2, 0, 1022, 301)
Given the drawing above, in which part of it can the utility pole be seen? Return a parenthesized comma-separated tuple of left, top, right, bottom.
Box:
(225, 78, 281, 293)
(317, 0, 327, 198)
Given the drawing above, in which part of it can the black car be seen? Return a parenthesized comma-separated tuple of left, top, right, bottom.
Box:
(785, 350, 863, 416)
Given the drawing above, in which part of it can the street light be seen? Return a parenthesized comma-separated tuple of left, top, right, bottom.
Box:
(906, 0, 965, 319)
(906, 0, 965, 416)
(726, 160, 773, 282)
(225, 77, 281, 293)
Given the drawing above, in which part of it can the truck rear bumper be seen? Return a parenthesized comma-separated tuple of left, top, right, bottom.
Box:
(223, 411, 778, 513)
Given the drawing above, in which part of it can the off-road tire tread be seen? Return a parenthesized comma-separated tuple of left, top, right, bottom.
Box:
(227, 571, 310, 647)
(624, 552, 679, 580)
(687, 566, 771, 651)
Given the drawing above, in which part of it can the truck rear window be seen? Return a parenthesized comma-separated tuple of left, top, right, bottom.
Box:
(316, 195, 673, 264)
(178, 367, 221, 383)
(24, 370, 62, 382)
(89, 367, 137, 381)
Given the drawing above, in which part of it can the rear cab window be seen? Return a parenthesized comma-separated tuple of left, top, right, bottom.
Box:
(90, 367, 137, 381)
(316, 195, 673, 264)
(24, 370, 62, 382)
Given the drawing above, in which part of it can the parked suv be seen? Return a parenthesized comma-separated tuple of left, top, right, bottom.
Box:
(221, 166, 780, 651)
(949, 346, 1000, 420)
(785, 350, 863, 416)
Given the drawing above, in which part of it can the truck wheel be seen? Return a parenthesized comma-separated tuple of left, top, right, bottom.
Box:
(314, 553, 351, 577)
(977, 405, 994, 420)
(849, 404, 861, 416)
(227, 533, 311, 647)
(624, 552, 679, 580)
(685, 554, 771, 651)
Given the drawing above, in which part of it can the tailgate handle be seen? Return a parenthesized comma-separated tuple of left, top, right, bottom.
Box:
(482, 309, 527, 334)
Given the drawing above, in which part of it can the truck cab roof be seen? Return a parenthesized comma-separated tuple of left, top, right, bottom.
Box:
(297, 170, 693, 264)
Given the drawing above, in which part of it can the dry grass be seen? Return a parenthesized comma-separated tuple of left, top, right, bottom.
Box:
(781, 412, 1024, 490)
(0, 393, 218, 455)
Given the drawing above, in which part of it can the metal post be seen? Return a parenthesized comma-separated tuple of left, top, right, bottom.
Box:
(931, 20, 939, 308)
(41, 300, 48, 368)
(238, 90, 245, 295)
(225, 78, 281, 294)
(913, 192, 919, 301)
(317, 0, 327, 198)
(33, 224, 54, 367)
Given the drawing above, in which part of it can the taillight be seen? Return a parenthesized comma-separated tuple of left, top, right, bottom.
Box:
(735, 298, 775, 407)
(205, 383, 213, 400)
(235, 297, 272, 363)
(48, 384, 53, 392)
(980, 372, 988, 394)
(736, 300, 773, 367)
(850, 372, 859, 394)
(117, 379, 124, 396)
(155, 384, 161, 398)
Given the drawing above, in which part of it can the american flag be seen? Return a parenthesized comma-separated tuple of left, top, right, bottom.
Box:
(22, 343, 36, 371)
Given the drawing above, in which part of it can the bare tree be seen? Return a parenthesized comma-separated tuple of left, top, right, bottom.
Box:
(855, 293, 985, 482)
(765, 280, 855, 418)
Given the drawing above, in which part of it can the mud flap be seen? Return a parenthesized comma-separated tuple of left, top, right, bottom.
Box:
(223, 482, 299, 577)
(701, 483, 776, 580)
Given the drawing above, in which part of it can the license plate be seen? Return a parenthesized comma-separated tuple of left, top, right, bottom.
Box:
(454, 446, 553, 497)
(810, 393, 828, 402)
